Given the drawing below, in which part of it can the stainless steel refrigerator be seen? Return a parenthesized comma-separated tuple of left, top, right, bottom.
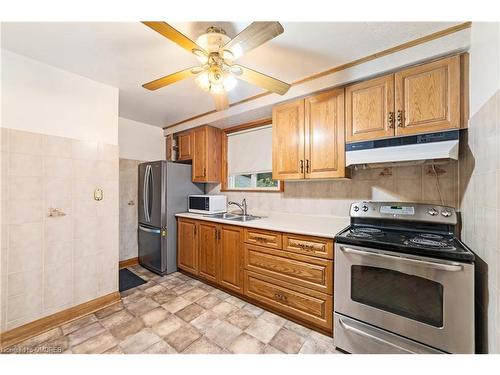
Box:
(138, 161, 203, 275)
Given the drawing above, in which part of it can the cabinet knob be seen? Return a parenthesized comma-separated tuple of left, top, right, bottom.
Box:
(397, 110, 404, 127)
(388, 112, 395, 128)
(299, 160, 304, 173)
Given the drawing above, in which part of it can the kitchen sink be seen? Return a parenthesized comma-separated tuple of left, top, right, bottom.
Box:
(203, 213, 261, 222)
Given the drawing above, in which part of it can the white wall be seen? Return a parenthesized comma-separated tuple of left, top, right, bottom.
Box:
(1, 49, 118, 144)
(118, 117, 164, 161)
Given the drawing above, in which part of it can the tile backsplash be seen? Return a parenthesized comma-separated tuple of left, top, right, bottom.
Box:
(207, 162, 458, 217)
(0, 128, 119, 332)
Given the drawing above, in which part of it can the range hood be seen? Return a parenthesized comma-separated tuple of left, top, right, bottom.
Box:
(345, 130, 459, 168)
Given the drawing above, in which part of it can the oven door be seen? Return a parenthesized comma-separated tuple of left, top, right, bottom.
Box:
(334, 243, 474, 353)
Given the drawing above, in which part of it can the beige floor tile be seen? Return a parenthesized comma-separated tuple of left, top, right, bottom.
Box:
(175, 303, 205, 322)
(142, 284, 165, 295)
(126, 298, 160, 317)
(140, 307, 170, 327)
(61, 315, 98, 335)
(228, 333, 265, 354)
(119, 328, 162, 354)
(263, 345, 284, 354)
(20, 327, 62, 348)
(103, 346, 123, 354)
(162, 296, 192, 313)
(174, 283, 196, 295)
(260, 311, 287, 327)
(242, 304, 264, 317)
(284, 320, 312, 337)
(211, 301, 238, 319)
(205, 321, 242, 348)
(151, 314, 186, 337)
(100, 309, 134, 330)
(67, 322, 106, 347)
(269, 328, 305, 354)
(299, 337, 338, 354)
(190, 311, 222, 333)
(121, 290, 146, 305)
(94, 302, 124, 320)
(150, 289, 177, 305)
(196, 294, 222, 309)
(224, 296, 246, 308)
(44, 335, 70, 354)
(245, 318, 281, 344)
(180, 287, 208, 302)
(225, 309, 256, 330)
(183, 337, 224, 354)
(164, 326, 201, 352)
(72, 332, 117, 354)
(142, 339, 177, 354)
(110, 318, 144, 341)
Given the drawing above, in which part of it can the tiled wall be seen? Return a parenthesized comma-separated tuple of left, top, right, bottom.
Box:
(459, 90, 500, 353)
(119, 159, 143, 261)
(0, 128, 119, 332)
(207, 162, 459, 216)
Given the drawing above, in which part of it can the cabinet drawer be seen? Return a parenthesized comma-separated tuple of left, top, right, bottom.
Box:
(244, 228, 282, 249)
(282, 234, 333, 259)
(244, 270, 332, 331)
(244, 244, 333, 294)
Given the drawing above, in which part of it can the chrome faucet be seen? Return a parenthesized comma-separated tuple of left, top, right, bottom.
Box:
(228, 198, 247, 216)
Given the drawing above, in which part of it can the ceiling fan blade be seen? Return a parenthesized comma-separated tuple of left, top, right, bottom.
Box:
(214, 93, 229, 111)
(142, 21, 207, 55)
(142, 67, 197, 91)
(222, 22, 284, 59)
(232, 64, 290, 95)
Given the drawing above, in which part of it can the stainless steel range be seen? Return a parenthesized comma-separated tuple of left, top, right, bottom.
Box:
(334, 202, 475, 354)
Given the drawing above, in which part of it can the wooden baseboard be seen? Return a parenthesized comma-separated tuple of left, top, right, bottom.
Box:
(119, 257, 139, 269)
(0, 292, 121, 349)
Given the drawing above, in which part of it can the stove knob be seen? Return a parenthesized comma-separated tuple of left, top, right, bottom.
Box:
(427, 208, 438, 216)
(353, 206, 359, 212)
(362, 205, 369, 212)
(441, 210, 452, 217)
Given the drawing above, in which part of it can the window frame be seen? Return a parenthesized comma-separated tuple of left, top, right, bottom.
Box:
(221, 118, 284, 193)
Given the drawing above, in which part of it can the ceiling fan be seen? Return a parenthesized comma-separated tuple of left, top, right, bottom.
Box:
(141, 21, 291, 111)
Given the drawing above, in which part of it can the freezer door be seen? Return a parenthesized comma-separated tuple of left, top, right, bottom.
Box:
(138, 224, 164, 274)
(138, 162, 163, 228)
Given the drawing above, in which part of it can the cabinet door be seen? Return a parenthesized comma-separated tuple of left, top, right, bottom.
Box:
(272, 100, 305, 180)
(395, 55, 460, 136)
(177, 219, 198, 274)
(305, 88, 346, 179)
(219, 225, 244, 294)
(345, 74, 395, 142)
(192, 127, 207, 182)
(198, 221, 219, 283)
(166, 134, 173, 161)
(177, 132, 193, 161)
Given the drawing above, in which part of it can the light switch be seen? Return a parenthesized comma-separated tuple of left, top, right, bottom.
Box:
(94, 188, 103, 201)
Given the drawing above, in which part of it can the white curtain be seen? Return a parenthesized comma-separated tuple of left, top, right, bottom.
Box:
(227, 125, 272, 175)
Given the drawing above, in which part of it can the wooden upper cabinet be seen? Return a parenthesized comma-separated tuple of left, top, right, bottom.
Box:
(177, 131, 193, 161)
(198, 221, 219, 283)
(192, 125, 222, 183)
(219, 225, 244, 294)
(272, 100, 305, 180)
(177, 219, 198, 275)
(395, 55, 461, 136)
(305, 88, 346, 179)
(345, 74, 395, 142)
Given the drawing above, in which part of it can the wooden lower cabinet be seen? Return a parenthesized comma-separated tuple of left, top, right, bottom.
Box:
(219, 225, 244, 294)
(198, 222, 219, 283)
(177, 218, 334, 333)
(177, 219, 198, 274)
(244, 270, 332, 332)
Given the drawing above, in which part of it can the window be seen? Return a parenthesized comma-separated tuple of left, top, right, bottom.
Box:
(224, 124, 282, 192)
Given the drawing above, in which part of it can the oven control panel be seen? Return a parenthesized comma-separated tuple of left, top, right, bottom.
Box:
(350, 202, 457, 224)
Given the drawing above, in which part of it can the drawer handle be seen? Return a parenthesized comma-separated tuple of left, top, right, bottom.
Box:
(253, 236, 269, 243)
(274, 292, 288, 303)
(290, 241, 323, 251)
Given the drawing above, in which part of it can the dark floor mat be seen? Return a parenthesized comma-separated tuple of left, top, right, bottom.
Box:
(119, 268, 147, 292)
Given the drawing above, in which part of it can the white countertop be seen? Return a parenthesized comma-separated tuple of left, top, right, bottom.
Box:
(175, 211, 350, 239)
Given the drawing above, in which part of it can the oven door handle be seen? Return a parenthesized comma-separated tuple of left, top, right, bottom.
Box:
(338, 317, 413, 353)
(339, 246, 463, 272)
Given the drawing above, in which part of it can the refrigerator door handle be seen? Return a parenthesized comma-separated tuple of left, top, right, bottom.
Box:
(148, 165, 154, 222)
(139, 225, 161, 234)
(144, 165, 151, 222)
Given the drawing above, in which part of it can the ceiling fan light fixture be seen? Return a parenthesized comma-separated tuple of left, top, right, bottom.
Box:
(222, 74, 237, 91)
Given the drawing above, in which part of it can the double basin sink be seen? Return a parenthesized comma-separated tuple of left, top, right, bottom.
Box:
(204, 212, 262, 222)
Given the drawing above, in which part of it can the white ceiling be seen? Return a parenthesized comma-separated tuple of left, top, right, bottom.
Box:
(1, 22, 460, 127)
